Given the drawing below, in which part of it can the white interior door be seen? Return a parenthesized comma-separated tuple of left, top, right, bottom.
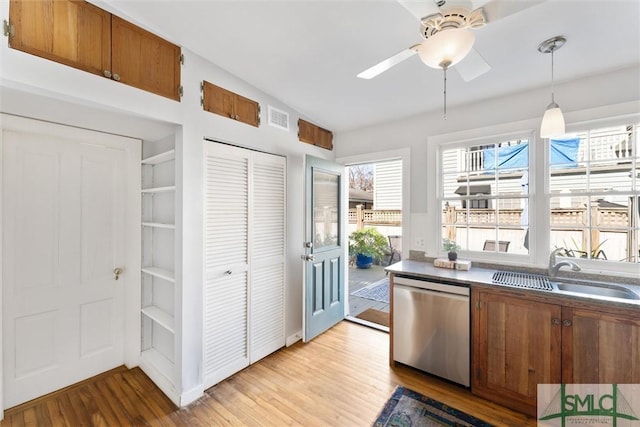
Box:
(2, 119, 132, 408)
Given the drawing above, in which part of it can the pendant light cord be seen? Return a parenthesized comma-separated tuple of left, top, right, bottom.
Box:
(550, 46, 555, 104)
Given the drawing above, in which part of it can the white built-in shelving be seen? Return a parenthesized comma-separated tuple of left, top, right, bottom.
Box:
(140, 142, 177, 397)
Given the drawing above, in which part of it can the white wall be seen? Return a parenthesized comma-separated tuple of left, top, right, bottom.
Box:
(0, 0, 333, 406)
(335, 65, 640, 264)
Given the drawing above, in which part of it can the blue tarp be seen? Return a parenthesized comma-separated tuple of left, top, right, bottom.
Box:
(550, 137, 580, 168)
(483, 137, 580, 172)
(483, 144, 528, 171)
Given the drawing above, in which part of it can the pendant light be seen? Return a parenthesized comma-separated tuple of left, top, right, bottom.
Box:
(538, 36, 566, 139)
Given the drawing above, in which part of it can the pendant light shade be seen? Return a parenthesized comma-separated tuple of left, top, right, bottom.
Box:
(538, 36, 566, 139)
(418, 28, 475, 69)
(540, 102, 565, 139)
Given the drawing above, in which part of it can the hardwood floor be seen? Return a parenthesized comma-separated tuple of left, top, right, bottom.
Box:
(1, 321, 537, 426)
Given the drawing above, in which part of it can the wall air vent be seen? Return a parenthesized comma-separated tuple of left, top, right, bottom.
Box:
(267, 105, 289, 131)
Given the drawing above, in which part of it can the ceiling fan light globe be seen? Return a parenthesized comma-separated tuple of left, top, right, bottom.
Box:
(540, 103, 565, 139)
(418, 28, 475, 69)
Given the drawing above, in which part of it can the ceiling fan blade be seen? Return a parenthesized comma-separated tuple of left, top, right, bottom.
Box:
(357, 46, 419, 79)
(396, 0, 440, 21)
(477, 0, 546, 22)
(454, 47, 490, 82)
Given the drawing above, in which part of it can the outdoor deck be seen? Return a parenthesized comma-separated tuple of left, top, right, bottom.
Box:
(348, 264, 390, 326)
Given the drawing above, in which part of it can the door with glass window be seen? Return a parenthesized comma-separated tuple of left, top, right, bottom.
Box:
(303, 156, 345, 341)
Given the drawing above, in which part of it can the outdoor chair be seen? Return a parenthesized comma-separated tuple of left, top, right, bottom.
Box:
(483, 240, 510, 252)
(387, 235, 402, 265)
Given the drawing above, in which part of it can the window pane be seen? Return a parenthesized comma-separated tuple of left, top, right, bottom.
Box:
(313, 170, 339, 248)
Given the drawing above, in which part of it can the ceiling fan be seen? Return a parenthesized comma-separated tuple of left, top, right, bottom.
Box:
(357, 0, 546, 82)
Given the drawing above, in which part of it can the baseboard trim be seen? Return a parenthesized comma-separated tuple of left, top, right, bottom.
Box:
(286, 330, 302, 346)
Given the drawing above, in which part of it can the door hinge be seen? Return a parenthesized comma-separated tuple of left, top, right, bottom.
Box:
(200, 96, 204, 107)
(179, 53, 184, 65)
(178, 85, 183, 98)
(3, 20, 15, 38)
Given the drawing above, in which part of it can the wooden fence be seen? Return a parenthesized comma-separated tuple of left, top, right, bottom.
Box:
(348, 206, 401, 228)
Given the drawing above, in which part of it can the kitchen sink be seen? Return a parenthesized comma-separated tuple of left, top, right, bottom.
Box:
(553, 282, 640, 300)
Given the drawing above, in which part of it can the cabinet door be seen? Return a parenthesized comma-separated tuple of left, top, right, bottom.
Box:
(316, 127, 334, 150)
(111, 16, 181, 101)
(9, 0, 111, 76)
(234, 94, 260, 127)
(298, 119, 317, 145)
(472, 290, 562, 417)
(202, 81, 235, 119)
(562, 307, 640, 384)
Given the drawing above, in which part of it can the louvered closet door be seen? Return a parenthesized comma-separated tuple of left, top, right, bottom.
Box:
(203, 142, 286, 388)
(204, 143, 250, 387)
(250, 152, 286, 362)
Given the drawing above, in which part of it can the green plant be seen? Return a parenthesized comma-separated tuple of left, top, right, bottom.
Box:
(559, 237, 608, 260)
(348, 228, 388, 259)
(442, 239, 461, 253)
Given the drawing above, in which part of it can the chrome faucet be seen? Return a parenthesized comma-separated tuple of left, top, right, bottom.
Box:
(548, 247, 581, 276)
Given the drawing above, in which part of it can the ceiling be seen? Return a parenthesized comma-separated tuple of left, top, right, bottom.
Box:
(106, 0, 640, 133)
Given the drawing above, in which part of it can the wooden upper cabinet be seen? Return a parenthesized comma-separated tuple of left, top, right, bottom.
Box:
(8, 0, 111, 76)
(298, 119, 333, 150)
(202, 81, 260, 127)
(8, 0, 181, 101)
(111, 16, 181, 101)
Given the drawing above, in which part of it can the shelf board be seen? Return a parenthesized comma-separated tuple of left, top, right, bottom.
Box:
(141, 267, 175, 283)
(141, 149, 175, 165)
(142, 306, 175, 333)
(141, 185, 176, 194)
(141, 222, 175, 229)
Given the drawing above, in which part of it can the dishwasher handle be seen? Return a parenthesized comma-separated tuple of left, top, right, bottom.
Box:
(394, 283, 470, 302)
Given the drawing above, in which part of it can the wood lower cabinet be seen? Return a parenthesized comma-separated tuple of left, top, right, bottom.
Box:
(562, 306, 640, 384)
(472, 289, 561, 416)
(472, 286, 640, 417)
(8, 0, 181, 101)
(202, 81, 260, 127)
(9, 0, 111, 76)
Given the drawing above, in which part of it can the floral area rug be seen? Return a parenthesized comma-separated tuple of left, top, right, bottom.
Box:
(373, 386, 494, 427)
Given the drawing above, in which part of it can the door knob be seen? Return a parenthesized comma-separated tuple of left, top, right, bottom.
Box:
(113, 267, 123, 280)
(301, 254, 315, 261)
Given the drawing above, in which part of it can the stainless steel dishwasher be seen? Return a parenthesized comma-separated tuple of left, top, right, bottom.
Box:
(393, 275, 470, 387)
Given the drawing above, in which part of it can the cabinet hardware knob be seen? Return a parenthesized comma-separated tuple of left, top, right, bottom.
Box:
(103, 70, 112, 78)
(224, 270, 232, 275)
(112, 73, 121, 82)
(562, 319, 572, 327)
(551, 318, 561, 325)
(113, 267, 123, 280)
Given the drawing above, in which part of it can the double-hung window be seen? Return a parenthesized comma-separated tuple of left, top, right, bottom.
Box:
(549, 124, 639, 264)
(440, 136, 531, 255)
